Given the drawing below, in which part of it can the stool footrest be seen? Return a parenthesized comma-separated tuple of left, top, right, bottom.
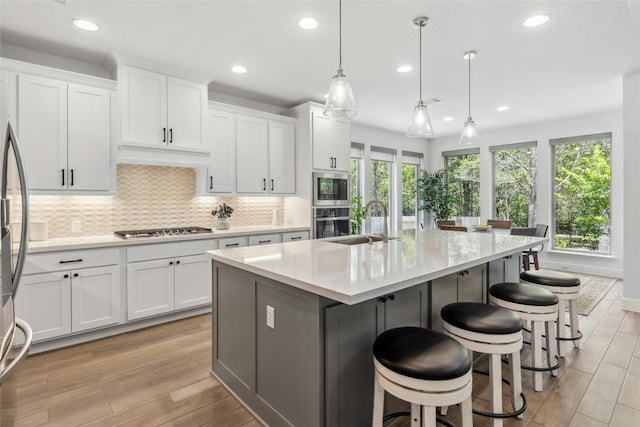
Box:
(377, 411, 455, 427)
(557, 323, 582, 341)
(471, 370, 528, 419)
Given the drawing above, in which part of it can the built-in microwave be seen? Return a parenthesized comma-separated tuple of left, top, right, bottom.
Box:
(312, 171, 350, 206)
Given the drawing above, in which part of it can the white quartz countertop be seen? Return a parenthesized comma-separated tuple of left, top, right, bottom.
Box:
(21, 225, 310, 253)
(207, 229, 548, 305)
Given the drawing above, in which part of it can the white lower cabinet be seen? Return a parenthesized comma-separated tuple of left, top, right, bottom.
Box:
(126, 240, 215, 320)
(16, 248, 121, 342)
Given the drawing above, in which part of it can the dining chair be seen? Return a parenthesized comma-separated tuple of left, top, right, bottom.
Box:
(440, 225, 468, 232)
(437, 220, 456, 229)
(522, 224, 549, 270)
(487, 219, 512, 229)
(510, 227, 537, 270)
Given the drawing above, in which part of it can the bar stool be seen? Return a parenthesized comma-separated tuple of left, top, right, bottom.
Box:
(489, 282, 560, 392)
(520, 269, 581, 357)
(372, 327, 473, 427)
(441, 302, 526, 427)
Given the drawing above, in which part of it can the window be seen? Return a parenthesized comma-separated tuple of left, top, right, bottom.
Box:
(444, 149, 480, 217)
(350, 144, 363, 202)
(402, 152, 422, 230)
(369, 147, 394, 234)
(491, 142, 537, 227)
(551, 133, 611, 253)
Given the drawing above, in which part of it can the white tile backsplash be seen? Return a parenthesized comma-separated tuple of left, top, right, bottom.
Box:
(29, 164, 285, 238)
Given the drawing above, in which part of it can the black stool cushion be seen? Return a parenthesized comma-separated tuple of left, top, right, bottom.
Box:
(441, 302, 523, 334)
(373, 327, 471, 381)
(490, 282, 559, 306)
(520, 269, 581, 287)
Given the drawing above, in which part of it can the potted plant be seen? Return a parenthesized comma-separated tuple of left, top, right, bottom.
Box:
(211, 203, 234, 230)
(350, 196, 366, 235)
(417, 169, 454, 228)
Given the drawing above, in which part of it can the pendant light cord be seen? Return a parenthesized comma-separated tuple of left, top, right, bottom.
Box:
(338, 0, 342, 70)
(419, 22, 423, 102)
(468, 54, 471, 117)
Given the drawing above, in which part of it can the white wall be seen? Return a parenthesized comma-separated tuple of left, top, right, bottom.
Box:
(427, 110, 623, 278)
(623, 71, 640, 311)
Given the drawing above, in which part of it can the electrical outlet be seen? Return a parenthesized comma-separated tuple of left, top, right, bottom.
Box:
(266, 305, 275, 329)
(71, 220, 82, 233)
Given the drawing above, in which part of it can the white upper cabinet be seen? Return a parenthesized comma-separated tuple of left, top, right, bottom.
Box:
(236, 115, 269, 193)
(268, 121, 296, 194)
(17, 74, 112, 192)
(205, 109, 236, 193)
(312, 112, 350, 171)
(118, 65, 208, 160)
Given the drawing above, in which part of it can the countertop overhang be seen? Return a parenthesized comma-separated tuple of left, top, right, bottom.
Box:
(208, 229, 547, 305)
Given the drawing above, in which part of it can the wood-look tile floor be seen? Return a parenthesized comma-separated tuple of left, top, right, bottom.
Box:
(9, 279, 640, 426)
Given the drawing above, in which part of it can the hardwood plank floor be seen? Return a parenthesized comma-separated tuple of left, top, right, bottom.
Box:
(8, 279, 639, 426)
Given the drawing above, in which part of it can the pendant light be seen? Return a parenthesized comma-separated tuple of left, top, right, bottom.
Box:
(324, 0, 357, 119)
(407, 16, 433, 137)
(459, 50, 479, 145)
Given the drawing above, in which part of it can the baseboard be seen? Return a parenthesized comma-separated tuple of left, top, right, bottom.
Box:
(541, 260, 623, 278)
(621, 297, 640, 313)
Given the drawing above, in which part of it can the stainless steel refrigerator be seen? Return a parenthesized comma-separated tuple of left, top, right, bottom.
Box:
(0, 120, 33, 425)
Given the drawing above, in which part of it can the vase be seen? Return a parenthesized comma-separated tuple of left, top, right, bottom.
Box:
(216, 217, 230, 230)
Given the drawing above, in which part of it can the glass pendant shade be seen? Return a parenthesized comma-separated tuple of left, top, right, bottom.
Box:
(407, 101, 433, 137)
(459, 117, 479, 145)
(324, 68, 357, 119)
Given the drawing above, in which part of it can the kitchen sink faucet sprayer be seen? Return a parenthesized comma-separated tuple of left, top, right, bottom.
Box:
(362, 199, 388, 242)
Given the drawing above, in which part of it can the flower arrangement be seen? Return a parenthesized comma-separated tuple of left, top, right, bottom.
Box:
(211, 203, 234, 219)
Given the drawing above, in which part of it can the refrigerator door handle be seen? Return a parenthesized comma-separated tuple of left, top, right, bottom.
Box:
(4, 120, 30, 294)
(0, 318, 32, 385)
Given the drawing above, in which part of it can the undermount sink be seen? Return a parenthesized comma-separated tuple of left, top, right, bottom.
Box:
(327, 235, 400, 245)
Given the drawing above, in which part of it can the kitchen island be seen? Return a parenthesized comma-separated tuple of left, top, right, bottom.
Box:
(207, 229, 546, 427)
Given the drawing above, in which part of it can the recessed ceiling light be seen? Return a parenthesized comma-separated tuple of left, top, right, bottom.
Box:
(443, 117, 454, 122)
(522, 14, 550, 27)
(497, 106, 509, 111)
(298, 17, 319, 30)
(231, 65, 247, 74)
(72, 19, 99, 31)
(396, 65, 413, 73)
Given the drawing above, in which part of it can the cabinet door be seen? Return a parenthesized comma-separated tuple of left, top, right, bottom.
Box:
(460, 264, 486, 303)
(206, 110, 236, 193)
(15, 272, 71, 341)
(71, 265, 121, 332)
(236, 115, 268, 193)
(429, 274, 459, 332)
(331, 118, 351, 172)
(248, 233, 282, 246)
(311, 112, 334, 170)
(126, 259, 174, 320)
(384, 283, 428, 330)
(174, 254, 211, 310)
(268, 121, 295, 194)
(67, 83, 112, 191)
(119, 65, 167, 146)
(282, 231, 309, 242)
(17, 74, 67, 190)
(325, 299, 383, 427)
(167, 76, 207, 151)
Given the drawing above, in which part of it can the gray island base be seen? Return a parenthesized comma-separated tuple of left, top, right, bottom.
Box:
(207, 229, 546, 426)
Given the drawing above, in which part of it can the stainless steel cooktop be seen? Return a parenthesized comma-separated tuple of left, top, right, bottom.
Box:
(114, 226, 213, 239)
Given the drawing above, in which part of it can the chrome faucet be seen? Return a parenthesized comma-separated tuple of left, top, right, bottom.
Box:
(362, 199, 388, 242)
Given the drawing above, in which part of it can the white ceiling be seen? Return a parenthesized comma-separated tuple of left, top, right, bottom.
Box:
(1, 0, 639, 137)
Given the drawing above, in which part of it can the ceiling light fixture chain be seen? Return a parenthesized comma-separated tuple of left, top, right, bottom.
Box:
(407, 16, 433, 138)
(324, 0, 356, 119)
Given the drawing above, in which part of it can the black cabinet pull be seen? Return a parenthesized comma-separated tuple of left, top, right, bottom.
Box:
(169, 128, 173, 143)
(59, 259, 83, 264)
(176, 260, 180, 264)
(271, 179, 274, 191)
(169, 261, 174, 265)
(290, 236, 302, 240)
(388, 294, 395, 301)
(70, 169, 74, 186)
(61, 169, 65, 186)
(379, 296, 387, 303)
(73, 273, 79, 278)
(63, 274, 69, 279)
(226, 243, 240, 247)
(263, 178, 266, 191)
(209, 176, 213, 190)
(163, 127, 166, 143)
(259, 240, 271, 244)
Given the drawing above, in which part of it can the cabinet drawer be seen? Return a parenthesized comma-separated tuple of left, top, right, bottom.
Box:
(127, 239, 218, 262)
(282, 231, 309, 242)
(218, 236, 249, 249)
(249, 234, 282, 246)
(23, 248, 120, 275)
